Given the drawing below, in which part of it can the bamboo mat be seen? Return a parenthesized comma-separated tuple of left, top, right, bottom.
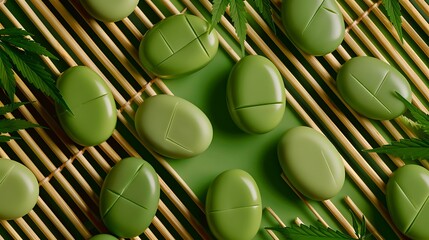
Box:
(0, 0, 427, 239)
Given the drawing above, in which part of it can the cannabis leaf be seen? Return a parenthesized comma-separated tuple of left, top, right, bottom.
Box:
(210, 0, 275, 55)
(367, 137, 429, 161)
(395, 92, 429, 135)
(382, 0, 403, 42)
(0, 102, 42, 142)
(266, 210, 372, 239)
(0, 28, 69, 111)
(253, 0, 276, 34)
(366, 93, 429, 161)
(268, 224, 354, 239)
(229, 0, 247, 55)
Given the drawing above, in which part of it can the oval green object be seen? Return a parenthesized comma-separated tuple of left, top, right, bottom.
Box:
(227, 55, 286, 134)
(281, 0, 344, 56)
(206, 169, 262, 240)
(100, 157, 160, 238)
(80, 0, 139, 22)
(56, 66, 117, 146)
(135, 94, 213, 159)
(386, 165, 429, 240)
(278, 126, 345, 201)
(337, 56, 412, 120)
(0, 159, 39, 220)
(89, 234, 117, 240)
(139, 14, 219, 79)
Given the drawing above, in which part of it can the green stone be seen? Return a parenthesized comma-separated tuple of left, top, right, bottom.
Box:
(139, 14, 219, 79)
(281, 0, 344, 56)
(227, 55, 286, 134)
(135, 94, 213, 159)
(278, 126, 345, 201)
(206, 169, 262, 240)
(336, 56, 412, 120)
(0, 159, 39, 220)
(56, 66, 117, 146)
(387, 165, 429, 240)
(80, 0, 139, 22)
(100, 157, 160, 238)
(89, 234, 117, 240)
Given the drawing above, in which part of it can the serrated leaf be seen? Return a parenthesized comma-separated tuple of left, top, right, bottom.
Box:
(0, 36, 58, 59)
(0, 28, 33, 37)
(366, 137, 429, 161)
(350, 209, 360, 238)
(209, 0, 231, 32)
(0, 135, 19, 142)
(0, 43, 69, 111)
(268, 224, 354, 240)
(396, 92, 429, 135)
(398, 115, 426, 138)
(0, 119, 41, 133)
(0, 102, 30, 116)
(0, 49, 16, 100)
(382, 0, 403, 42)
(251, 0, 276, 33)
(229, 0, 247, 55)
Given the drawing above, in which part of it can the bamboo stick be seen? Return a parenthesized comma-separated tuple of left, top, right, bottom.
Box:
(36, 197, 74, 239)
(27, 211, 56, 240)
(280, 174, 330, 228)
(13, 218, 39, 240)
(0, 220, 21, 240)
(265, 207, 284, 240)
(400, 0, 429, 37)
(415, 0, 429, 18)
(281, 174, 357, 238)
(158, 200, 194, 239)
(345, 196, 385, 240)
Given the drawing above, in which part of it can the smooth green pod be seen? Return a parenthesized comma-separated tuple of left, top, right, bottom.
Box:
(206, 169, 262, 240)
(135, 94, 213, 159)
(227, 55, 286, 134)
(337, 56, 412, 120)
(100, 157, 160, 238)
(281, 0, 344, 56)
(386, 165, 429, 240)
(278, 126, 345, 201)
(0, 159, 39, 220)
(80, 0, 139, 22)
(89, 234, 117, 240)
(56, 66, 117, 146)
(139, 14, 219, 79)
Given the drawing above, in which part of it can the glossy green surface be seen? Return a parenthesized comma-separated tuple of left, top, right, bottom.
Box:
(337, 56, 412, 120)
(80, 0, 139, 22)
(206, 169, 262, 240)
(227, 55, 286, 134)
(0, 159, 39, 220)
(89, 234, 117, 240)
(386, 165, 429, 240)
(278, 126, 345, 201)
(139, 14, 219, 79)
(100, 157, 160, 238)
(281, 0, 344, 56)
(135, 94, 213, 159)
(56, 66, 117, 146)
